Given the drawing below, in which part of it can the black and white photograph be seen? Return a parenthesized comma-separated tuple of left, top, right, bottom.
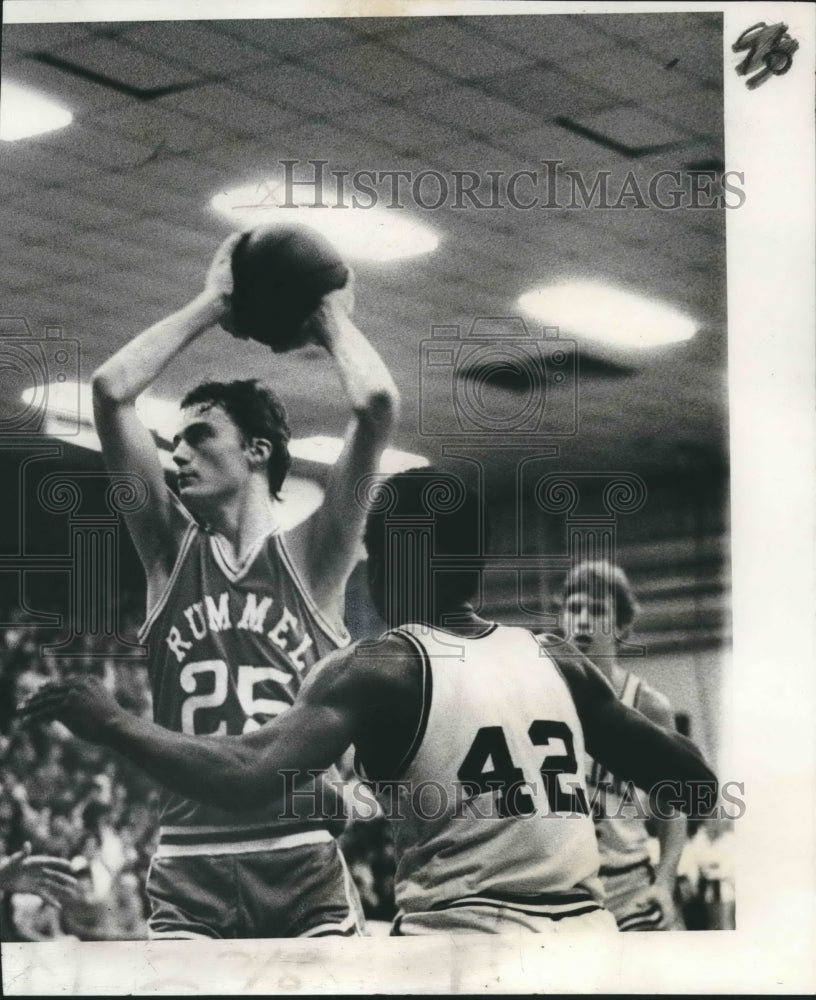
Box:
(0, 1, 813, 994)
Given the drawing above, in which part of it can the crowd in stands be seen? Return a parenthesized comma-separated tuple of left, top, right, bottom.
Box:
(0, 602, 396, 941)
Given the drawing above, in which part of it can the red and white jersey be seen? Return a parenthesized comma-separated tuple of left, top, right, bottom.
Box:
(139, 511, 349, 849)
(361, 623, 603, 918)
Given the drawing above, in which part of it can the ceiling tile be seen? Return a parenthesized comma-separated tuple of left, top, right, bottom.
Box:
(351, 103, 459, 155)
(573, 105, 690, 149)
(466, 14, 612, 59)
(1, 22, 96, 54)
(410, 84, 544, 136)
(482, 64, 618, 122)
(580, 12, 722, 46)
(340, 17, 421, 39)
(153, 82, 302, 138)
(119, 21, 275, 75)
(237, 61, 368, 115)
(387, 20, 537, 79)
(28, 120, 155, 171)
(106, 154, 227, 205)
(93, 101, 228, 154)
(216, 18, 356, 56)
(648, 89, 723, 140)
(506, 121, 628, 171)
(298, 41, 452, 100)
(563, 46, 702, 103)
(56, 35, 201, 91)
(3, 141, 102, 188)
(16, 188, 138, 230)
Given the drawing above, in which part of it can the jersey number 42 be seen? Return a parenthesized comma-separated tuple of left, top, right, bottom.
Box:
(457, 722, 590, 818)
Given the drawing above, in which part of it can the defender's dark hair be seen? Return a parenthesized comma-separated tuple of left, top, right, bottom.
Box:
(562, 560, 639, 633)
(181, 380, 291, 499)
(364, 467, 487, 611)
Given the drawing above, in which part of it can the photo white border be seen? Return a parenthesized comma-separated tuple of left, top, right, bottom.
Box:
(1, 0, 814, 993)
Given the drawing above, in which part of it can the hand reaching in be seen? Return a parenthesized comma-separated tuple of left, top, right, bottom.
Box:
(21, 675, 123, 744)
(0, 843, 78, 909)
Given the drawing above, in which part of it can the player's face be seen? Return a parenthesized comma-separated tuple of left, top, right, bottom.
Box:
(563, 590, 618, 662)
(172, 403, 251, 510)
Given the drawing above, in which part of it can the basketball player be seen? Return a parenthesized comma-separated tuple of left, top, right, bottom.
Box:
(25, 470, 717, 936)
(561, 561, 687, 931)
(87, 234, 399, 938)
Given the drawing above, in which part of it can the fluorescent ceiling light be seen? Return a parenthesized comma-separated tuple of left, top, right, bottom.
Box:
(211, 182, 439, 262)
(517, 282, 698, 348)
(1, 82, 73, 141)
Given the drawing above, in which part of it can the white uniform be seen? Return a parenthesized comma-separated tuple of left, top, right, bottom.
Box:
(359, 623, 616, 935)
(587, 672, 665, 931)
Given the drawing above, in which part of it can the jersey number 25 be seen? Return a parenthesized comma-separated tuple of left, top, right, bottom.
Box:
(179, 659, 292, 735)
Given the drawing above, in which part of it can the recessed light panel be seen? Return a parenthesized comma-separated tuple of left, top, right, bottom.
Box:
(1, 82, 73, 141)
(518, 281, 698, 348)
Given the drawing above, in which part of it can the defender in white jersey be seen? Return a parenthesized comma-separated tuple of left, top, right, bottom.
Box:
(562, 561, 687, 931)
(370, 622, 609, 934)
(25, 470, 717, 936)
(86, 234, 398, 937)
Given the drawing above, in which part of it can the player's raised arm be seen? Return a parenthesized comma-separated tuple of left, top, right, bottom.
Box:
(90, 235, 240, 592)
(287, 279, 400, 615)
(550, 645, 718, 816)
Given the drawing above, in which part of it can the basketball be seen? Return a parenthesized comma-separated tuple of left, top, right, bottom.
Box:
(229, 223, 350, 352)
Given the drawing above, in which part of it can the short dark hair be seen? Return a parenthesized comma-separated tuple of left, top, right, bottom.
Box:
(562, 560, 639, 633)
(363, 468, 486, 614)
(180, 380, 291, 499)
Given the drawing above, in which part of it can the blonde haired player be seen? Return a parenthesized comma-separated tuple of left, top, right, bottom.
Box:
(562, 560, 687, 930)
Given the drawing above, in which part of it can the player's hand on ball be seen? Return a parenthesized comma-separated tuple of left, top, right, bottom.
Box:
(205, 232, 243, 336)
(21, 675, 122, 744)
(302, 270, 357, 349)
(327, 267, 356, 317)
(0, 843, 78, 908)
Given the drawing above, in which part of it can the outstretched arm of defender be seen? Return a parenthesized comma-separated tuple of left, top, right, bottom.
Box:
(91, 235, 240, 584)
(288, 280, 400, 613)
(22, 646, 379, 812)
(554, 651, 718, 816)
(632, 689, 688, 926)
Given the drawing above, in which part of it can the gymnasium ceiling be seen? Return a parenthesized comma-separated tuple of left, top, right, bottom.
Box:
(1, 11, 727, 482)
